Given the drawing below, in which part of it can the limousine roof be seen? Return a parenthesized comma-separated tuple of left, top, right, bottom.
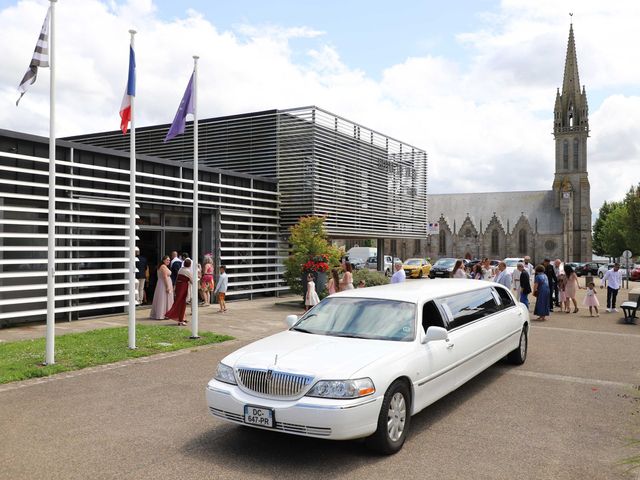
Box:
(333, 279, 505, 303)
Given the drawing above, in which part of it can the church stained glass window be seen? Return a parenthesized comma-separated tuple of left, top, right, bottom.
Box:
(573, 138, 579, 169)
(439, 230, 446, 255)
(563, 140, 569, 169)
(518, 230, 527, 254)
(491, 230, 499, 256)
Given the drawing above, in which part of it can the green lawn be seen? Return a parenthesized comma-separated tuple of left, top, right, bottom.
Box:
(0, 325, 233, 384)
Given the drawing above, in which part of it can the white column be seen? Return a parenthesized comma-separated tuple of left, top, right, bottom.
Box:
(191, 55, 200, 339)
(128, 29, 137, 349)
(45, 0, 57, 365)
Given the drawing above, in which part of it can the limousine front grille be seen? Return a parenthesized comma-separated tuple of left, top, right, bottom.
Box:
(209, 407, 332, 437)
(236, 367, 314, 398)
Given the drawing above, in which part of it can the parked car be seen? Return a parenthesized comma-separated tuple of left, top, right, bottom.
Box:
(366, 255, 401, 276)
(429, 257, 457, 278)
(630, 265, 640, 282)
(575, 262, 604, 277)
(503, 258, 524, 277)
(597, 263, 629, 279)
(346, 256, 367, 270)
(206, 280, 529, 454)
(402, 258, 432, 278)
(565, 262, 584, 271)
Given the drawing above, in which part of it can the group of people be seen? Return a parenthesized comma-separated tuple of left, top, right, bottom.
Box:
(447, 256, 624, 322)
(148, 250, 229, 325)
(305, 262, 369, 310)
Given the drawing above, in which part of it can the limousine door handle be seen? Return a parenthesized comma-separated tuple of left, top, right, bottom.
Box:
(446, 342, 455, 349)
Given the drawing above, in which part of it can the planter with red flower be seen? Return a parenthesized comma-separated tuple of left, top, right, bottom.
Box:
(301, 255, 329, 301)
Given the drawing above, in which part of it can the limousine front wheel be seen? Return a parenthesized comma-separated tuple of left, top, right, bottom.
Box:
(507, 327, 527, 365)
(368, 380, 411, 454)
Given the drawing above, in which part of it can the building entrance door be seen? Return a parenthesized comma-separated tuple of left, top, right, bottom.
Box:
(138, 230, 161, 303)
(165, 230, 192, 258)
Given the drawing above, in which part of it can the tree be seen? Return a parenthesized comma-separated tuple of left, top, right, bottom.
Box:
(599, 204, 628, 258)
(592, 200, 619, 256)
(623, 183, 640, 254)
(283, 216, 342, 295)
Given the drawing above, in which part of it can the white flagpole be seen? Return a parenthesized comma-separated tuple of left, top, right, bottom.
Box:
(191, 55, 200, 339)
(128, 29, 137, 349)
(45, 0, 57, 365)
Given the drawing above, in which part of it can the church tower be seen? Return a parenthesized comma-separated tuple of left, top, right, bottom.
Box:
(552, 22, 592, 262)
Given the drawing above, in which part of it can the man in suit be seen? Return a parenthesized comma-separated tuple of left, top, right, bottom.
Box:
(517, 263, 532, 309)
(543, 258, 556, 312)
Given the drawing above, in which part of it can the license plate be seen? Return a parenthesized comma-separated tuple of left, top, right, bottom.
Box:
(244, 405, 274, 428)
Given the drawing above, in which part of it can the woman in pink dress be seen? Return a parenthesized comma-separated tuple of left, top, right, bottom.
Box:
(326, 268, 340, 295)
(200, 256, 215, 305)
(564, 265, 581, 313)
(150, 256, 173, 320)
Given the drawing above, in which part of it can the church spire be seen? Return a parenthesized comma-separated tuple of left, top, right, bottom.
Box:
(562, 22, 581, 96)
(554, 21, 588, 135)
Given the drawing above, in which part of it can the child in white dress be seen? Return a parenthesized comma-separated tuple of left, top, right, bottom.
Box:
(583, 281, 600, 317)
(305, 273, 320, 311)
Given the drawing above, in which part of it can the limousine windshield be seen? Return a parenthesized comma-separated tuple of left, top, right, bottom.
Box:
(292, 297, 416, 341)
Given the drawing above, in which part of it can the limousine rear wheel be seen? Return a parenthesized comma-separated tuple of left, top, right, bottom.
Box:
(368, 379, 411, 454)
(507, 327, 527, 365)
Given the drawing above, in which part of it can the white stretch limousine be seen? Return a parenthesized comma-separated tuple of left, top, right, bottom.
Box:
(206, 279, 529, 454)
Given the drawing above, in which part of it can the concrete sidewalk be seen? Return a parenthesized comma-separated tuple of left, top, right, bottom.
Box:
(0, 294, 305, 344)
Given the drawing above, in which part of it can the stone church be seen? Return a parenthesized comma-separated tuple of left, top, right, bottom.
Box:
(424, 24, 592, 264)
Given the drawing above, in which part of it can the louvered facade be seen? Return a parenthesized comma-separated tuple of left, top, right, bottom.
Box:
(0, 130, 282, 326)
(69, 106, 429, 239)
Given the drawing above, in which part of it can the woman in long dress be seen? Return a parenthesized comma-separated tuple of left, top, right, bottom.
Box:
(165, 258, 193, 325)
(533, 265, 551, 321)
(340, 262, 354, 290)
(564, 265, 580, 313)
(150, 256, 173, 320)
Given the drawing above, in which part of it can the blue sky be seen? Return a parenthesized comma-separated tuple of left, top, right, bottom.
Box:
(1, 0, 639, 216)
(153, 0, 494, 78)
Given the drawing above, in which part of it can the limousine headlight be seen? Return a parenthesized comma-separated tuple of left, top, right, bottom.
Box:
(214, 362, 237, 385)
(306, 378, 375, 399)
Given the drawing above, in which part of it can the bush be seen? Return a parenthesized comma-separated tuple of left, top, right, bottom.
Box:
(353, 269, 390, 288)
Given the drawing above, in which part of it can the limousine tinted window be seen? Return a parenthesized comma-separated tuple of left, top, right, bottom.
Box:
(440, 289, 500, 330)
(422, 300, 445, 333)
(494, 287, 515, 308)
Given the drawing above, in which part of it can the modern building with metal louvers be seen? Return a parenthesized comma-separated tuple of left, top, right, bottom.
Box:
(69, 106, 428, 239)
(1, 106, 428, 326)
(0, 129, 282, 327)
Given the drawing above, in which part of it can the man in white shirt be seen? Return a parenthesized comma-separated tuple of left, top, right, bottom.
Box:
(493, 262, 512, 289)
(391, 261, 406, 284)
(601, 263, 623, 312)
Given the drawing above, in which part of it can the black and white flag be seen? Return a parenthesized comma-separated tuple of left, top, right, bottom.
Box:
(16, 7, 51, 106)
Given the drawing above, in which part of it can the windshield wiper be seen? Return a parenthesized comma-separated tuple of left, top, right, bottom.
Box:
(291, 327, 314, 334)
(326, 332, 370, 339)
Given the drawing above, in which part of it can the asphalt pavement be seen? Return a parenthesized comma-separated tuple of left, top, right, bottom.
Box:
(1, 285, 639, 480)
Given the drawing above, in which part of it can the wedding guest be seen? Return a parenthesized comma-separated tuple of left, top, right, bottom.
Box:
(213, 265, 229, 313)
(165, 258, 193, 326)
(584, 281, 600, 317)
(305, 273, 320, 311)
(601, 263, 623, 313)
(340, 262, 354, 290)
(391, 261, 406, 283)
(327, 268, 340, 294)
(150, 256, 173, 319)
(200, 255, 215, 306)
(564, 264, 580, 313)
(516, 263, 532, 308)
(533, 265, 551, 321)
(452, 260, 467, 278)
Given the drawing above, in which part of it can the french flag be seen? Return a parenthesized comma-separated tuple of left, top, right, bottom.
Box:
(119, 46, 136, 134)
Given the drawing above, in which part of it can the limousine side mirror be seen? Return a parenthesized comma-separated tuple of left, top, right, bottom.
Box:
(286, 315, 299, 328)
(422, 326, 449, 344)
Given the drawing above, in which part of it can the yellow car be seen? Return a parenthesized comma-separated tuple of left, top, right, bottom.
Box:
(402, 258, 432, 278)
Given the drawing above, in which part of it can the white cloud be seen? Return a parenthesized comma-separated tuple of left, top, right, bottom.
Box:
(0, 0, 639, 223)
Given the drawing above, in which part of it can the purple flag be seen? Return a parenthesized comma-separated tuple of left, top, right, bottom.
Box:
(164, 72, 194, 142)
